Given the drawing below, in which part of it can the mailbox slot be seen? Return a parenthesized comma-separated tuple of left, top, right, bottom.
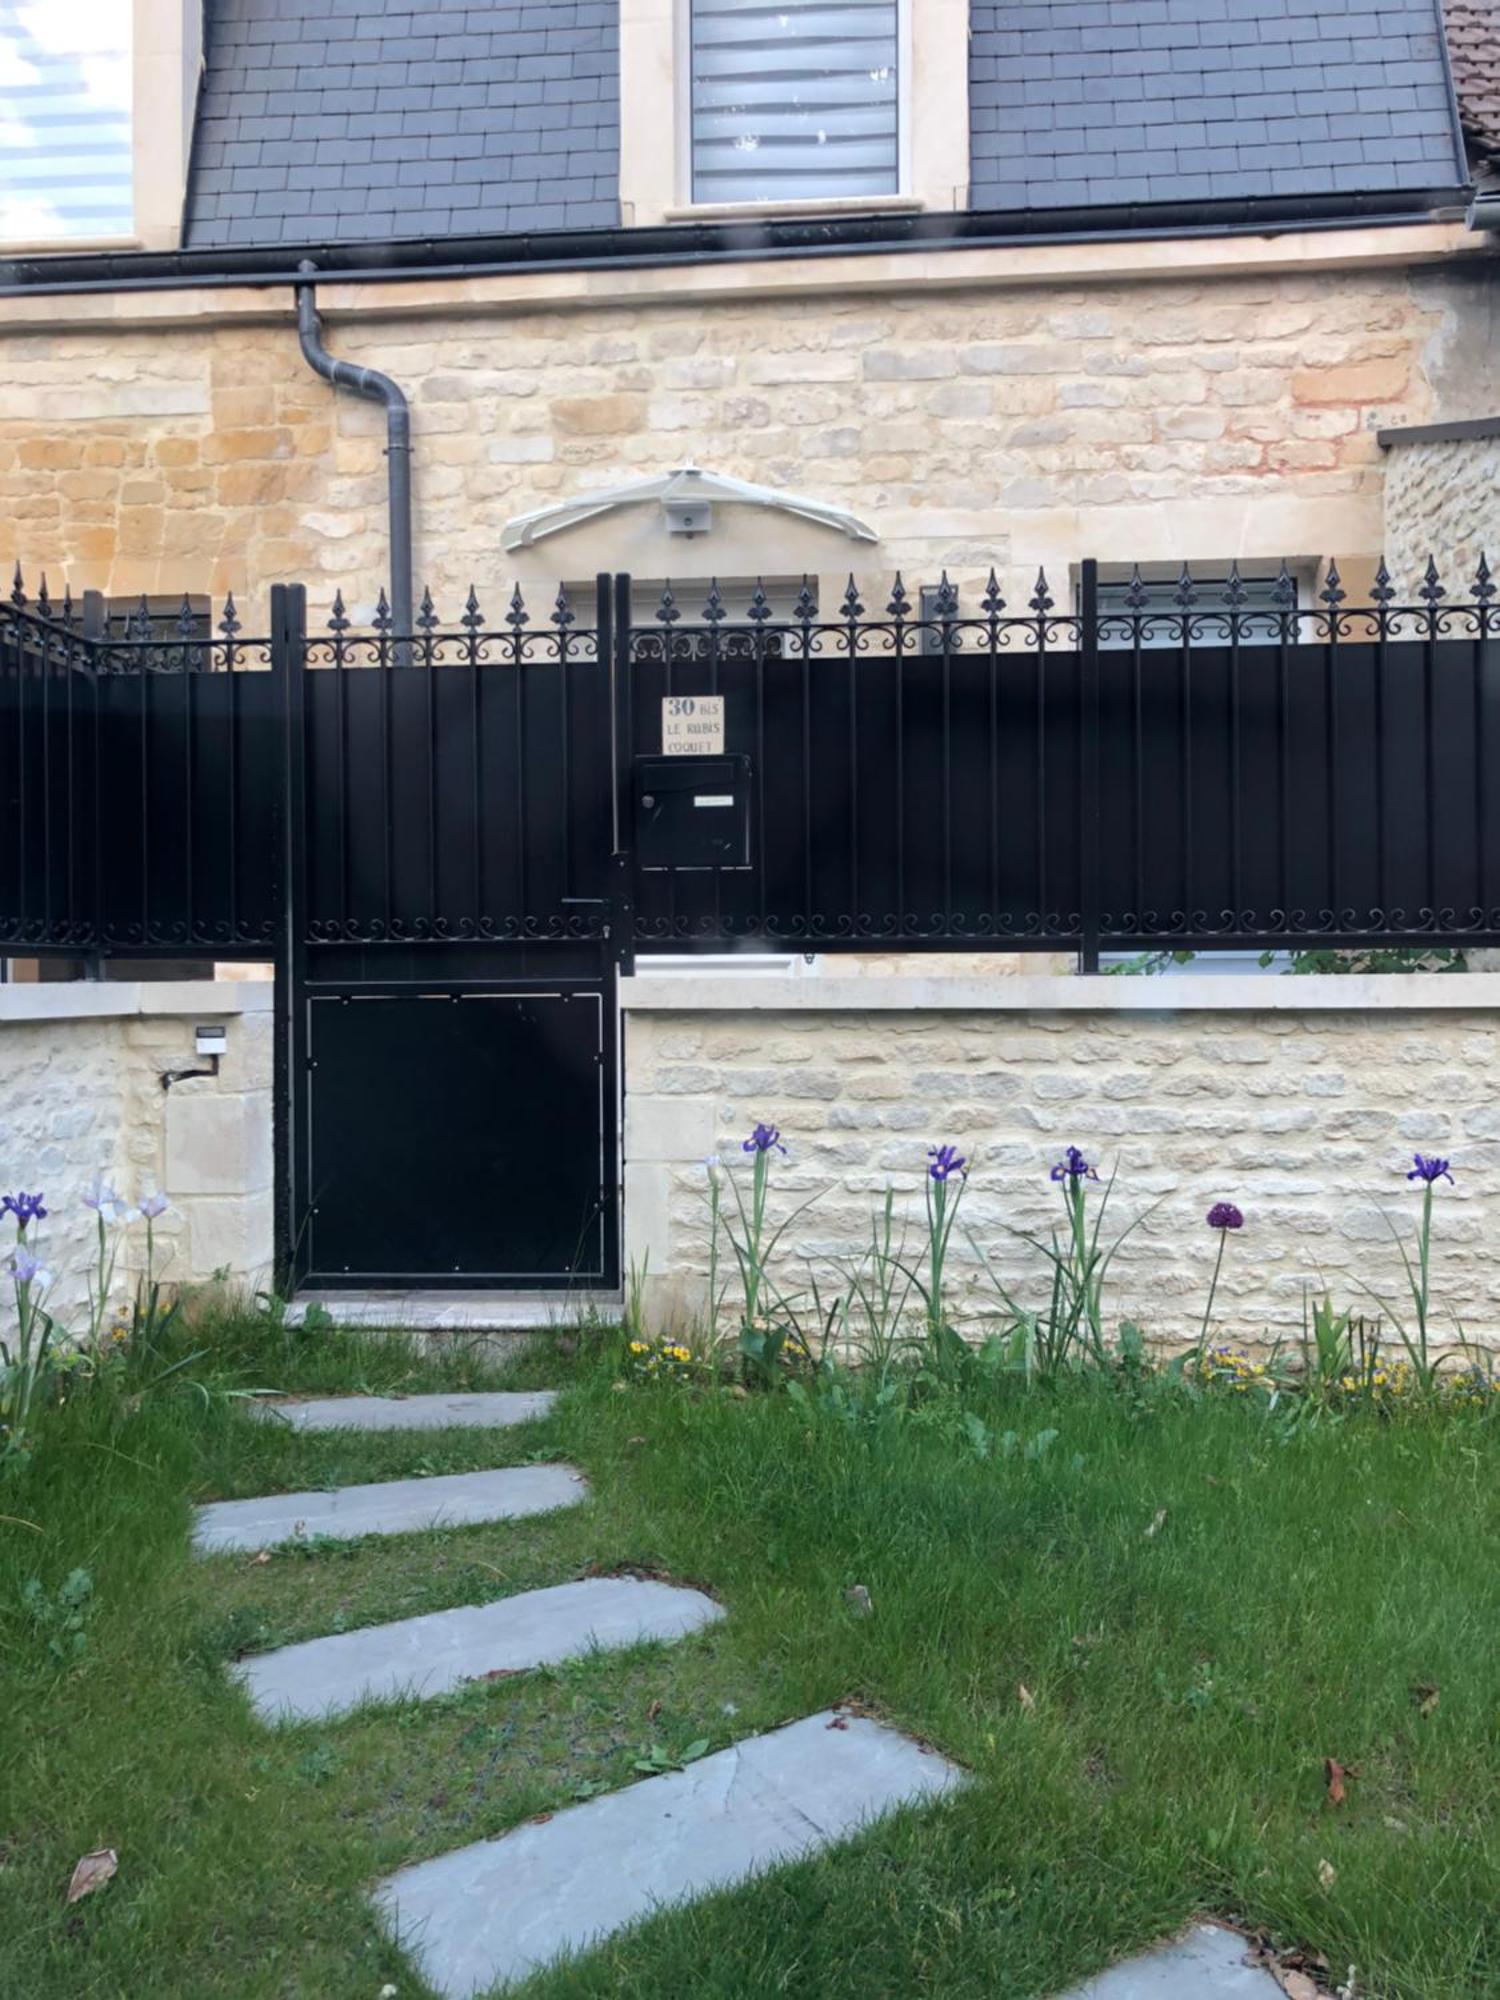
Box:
(634, 754, 751, 871)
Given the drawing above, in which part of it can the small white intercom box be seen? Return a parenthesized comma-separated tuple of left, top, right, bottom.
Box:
(195, 1024, 228, 1058)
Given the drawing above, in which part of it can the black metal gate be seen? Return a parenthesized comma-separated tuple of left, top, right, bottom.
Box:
(276, 581, 620, 1291)
(2, 556, 1498, 1294)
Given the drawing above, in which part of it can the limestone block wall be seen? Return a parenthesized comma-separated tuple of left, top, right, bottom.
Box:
(0, 249, 1472, 623)
(621, 974, 1500, 1352)
(1384, 432, 1500, 587)
(0, 982, 273, 1325)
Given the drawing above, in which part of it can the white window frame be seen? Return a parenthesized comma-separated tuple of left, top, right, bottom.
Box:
(673, 0, 913, 214)
(619, 0, 967, 227)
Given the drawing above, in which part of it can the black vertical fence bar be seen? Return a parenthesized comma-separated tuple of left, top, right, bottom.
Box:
(275, 583, 308, 1289)
(608, 572, 635, 971)
(1078, 559, 1101, 970)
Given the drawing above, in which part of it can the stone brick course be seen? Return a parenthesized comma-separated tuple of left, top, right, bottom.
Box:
(0, 264, 1468, 619)
(0, 988, 273, 1324)
(623, 984, 1500, 1351)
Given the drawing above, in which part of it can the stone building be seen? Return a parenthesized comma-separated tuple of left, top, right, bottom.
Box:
(0, 0, 1496, 626)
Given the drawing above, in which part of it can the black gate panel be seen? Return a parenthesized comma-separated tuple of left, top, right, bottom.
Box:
(300, 984, 615, 1288)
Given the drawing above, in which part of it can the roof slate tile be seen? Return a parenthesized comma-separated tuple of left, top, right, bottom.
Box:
(972, 0, 1465, 203)
(186, 0, 620, 245)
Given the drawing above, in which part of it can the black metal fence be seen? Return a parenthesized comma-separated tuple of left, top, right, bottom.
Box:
(3, 557, 1498, 965)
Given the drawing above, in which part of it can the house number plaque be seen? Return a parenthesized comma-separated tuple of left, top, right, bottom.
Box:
(661, 695, 725, 756)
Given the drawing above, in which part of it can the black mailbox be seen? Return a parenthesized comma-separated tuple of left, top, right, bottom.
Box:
(634, 755, 752, 870)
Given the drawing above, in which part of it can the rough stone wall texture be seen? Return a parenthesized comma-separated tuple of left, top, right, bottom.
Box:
(0, 263, 1466, 622)
(1384, 434, 1500, 584)
(623, 999, 1500, 1350)
(0, 994, 273, 1326)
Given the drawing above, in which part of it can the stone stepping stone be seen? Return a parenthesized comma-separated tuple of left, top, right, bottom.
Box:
(1055, 1922, 1285, 1997)
(192, 1464, 587, 1556)
(253, 1391, 556, 1433)
(235, 1576, 724, 1724)
(373, 1708, 965, 1997)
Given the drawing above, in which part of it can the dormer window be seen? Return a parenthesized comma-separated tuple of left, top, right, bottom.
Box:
(688, 0, 902, 205)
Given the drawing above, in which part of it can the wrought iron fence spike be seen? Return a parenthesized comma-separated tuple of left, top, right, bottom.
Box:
(462, 584, 483, 630)
(373, 586, 393, 635)
(60, 583, 73, 626)
(127, 594, 153, 642)
(1272, 558, 1296, 609)
(1371, 555, 1395, 606)
(655, 580, 680, 626)
(1473, 551, 1495, 604)
(841, 573, 864, 622)
(793, 575, 817, 623)
(981, 566, 1005, 616)
(747, 577, 771, 623)
(218, 590, 241, 639)
(702, 577, 725, 625)
(9, 562, 24, 608)
(933, 570, 958, 620)
(35, 575, 50, 619)
(1420, 553, 1446, 605)
(1224, 560, 1246, 609)
(505, 582, 529, 630)
(328, 587, 349, 633)
(176, 592, 197, 638)
(1029, 566, 1054, 615)
(551, 582, 575, 628)
(1320, 558, 1345, 607)
(1174, 562, 1197, 610)
(417, 584, 438, 630)
(886, 572, 911, 620)
(1124, 564, 1148, 612)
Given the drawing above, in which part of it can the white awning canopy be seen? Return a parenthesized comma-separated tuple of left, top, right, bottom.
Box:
(501, 465, 878, 552)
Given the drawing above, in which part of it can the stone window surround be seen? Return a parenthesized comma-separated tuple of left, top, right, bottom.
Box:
(620, 0, 970, 227)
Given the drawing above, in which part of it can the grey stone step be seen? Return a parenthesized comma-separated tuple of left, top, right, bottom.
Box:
(286, 1291, 620, 1331)
(252, 1390, 557, 1433)
(235, 1576, 724, 1724)
(373, 1709, 965, 1998)
(1056, 1923, 1285, 1997)
(192, 1464, 587, 1556)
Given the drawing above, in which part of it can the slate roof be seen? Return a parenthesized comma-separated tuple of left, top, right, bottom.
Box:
(185, 0, 620, 247)
(970, 0, 1469, 209)
(1445, 0, 1500, 160)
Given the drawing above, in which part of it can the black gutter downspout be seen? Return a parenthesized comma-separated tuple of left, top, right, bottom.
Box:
(294, 263, 412, 645)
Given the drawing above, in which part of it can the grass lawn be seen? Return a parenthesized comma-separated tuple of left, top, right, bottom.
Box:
(3, 1310, 1499, 1997)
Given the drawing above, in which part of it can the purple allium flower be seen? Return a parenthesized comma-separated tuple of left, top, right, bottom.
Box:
(742, 1124, 786, 1156)
(138, 1191, 170, 1219)
(1206, 1201, 1244, 1230)
(2, 1191, 47, 1231)
(1049, 1146, 1098, 1184)
(1407, 1154, 1453, 1185)
(928, 1144, 967, 1183)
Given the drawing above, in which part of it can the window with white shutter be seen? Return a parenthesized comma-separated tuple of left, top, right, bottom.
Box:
(689, 1, 901, 205)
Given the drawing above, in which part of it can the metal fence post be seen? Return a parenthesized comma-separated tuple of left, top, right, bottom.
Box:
(1079, 557, 1102, 973)
(272, 583, 308, 1296)
(609, 571, 636, 976)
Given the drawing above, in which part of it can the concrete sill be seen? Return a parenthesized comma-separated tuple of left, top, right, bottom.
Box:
(620, 971, 1500, 1014)
(660, 195, 925, 225)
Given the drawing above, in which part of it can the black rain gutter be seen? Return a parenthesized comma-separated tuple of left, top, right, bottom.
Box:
(295, 265, 412, 646)
(1376, 413, 1500, 447)
(0, 186, 1475, 298)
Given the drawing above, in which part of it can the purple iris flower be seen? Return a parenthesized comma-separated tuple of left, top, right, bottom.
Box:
(1050, 1147, 1098, 1184)
(139, 1191, 170, 1219)
(742, 1124, 786, 1156)
(1406, 1154, 1453, 1185)
(928, 1145, 967, 1183)
(2, 1191, 47, 1231)
(1206, 1201, 1244, 1230)
(9, 1246, 48, 1287)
